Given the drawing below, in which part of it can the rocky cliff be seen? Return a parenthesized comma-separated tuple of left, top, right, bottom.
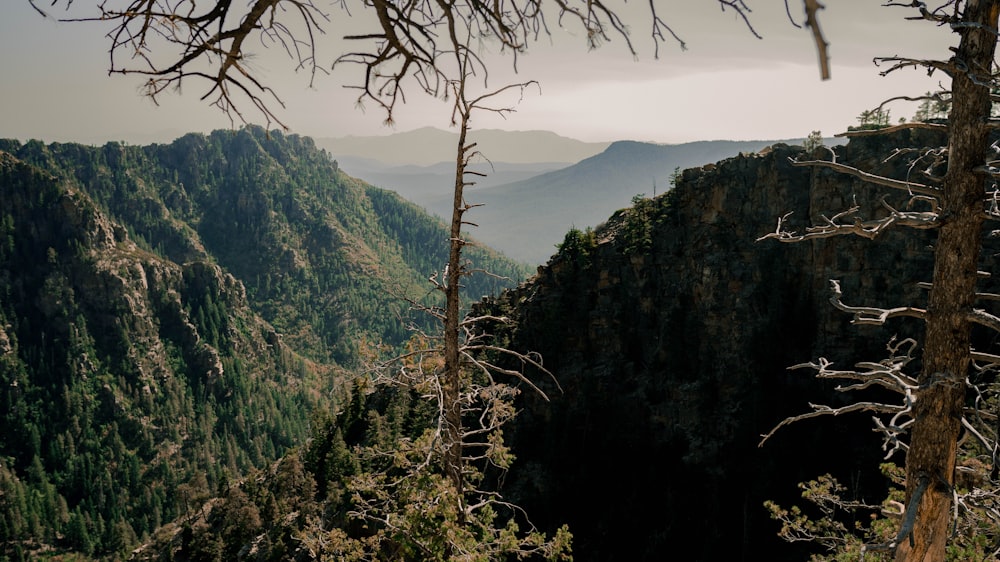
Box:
(482, 128, 984, 560)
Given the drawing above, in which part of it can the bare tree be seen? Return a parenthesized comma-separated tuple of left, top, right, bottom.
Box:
(760, 2, 1000, 560)
(29, 1, 826, 129)
(340, 9, 572, 554)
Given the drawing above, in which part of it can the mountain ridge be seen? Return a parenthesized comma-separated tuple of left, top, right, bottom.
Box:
(113, 127, 957, 562)
(314, 126, 612, 166)
(430, 138, 809, 263)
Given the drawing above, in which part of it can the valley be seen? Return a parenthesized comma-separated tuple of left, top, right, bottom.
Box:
(323, 128, 824, 264)
(0, 125, 983, 562)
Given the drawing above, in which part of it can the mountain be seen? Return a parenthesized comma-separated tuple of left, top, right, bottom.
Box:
(114, 128, 969, 562)
(314, 126, 611, 167)
(333, 156, 568, 203)
(319, 128, 839, 265)
(476, 128, 964, 560)
(426, 139, 804, 264)
(3, 122, 945, 561)
(0, 127, 531, 560)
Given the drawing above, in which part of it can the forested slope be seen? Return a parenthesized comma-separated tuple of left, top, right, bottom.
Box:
(0, 127, 530, 560)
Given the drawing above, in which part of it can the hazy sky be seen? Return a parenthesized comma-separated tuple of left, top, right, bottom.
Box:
(1, 1, 955, 145)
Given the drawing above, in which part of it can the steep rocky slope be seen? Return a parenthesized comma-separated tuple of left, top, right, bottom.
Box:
(5, 123, 984, 561)
(482, 128, 984, 560)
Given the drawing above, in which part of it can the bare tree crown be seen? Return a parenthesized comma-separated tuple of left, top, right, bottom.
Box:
(30, 0, 828, 129)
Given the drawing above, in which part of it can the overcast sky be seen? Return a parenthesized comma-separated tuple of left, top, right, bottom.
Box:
(1, 1, 955, 145)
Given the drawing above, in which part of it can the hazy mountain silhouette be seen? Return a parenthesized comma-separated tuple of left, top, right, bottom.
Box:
(314, 126, 611, 166)
(335, 156, 568, 203)
(425, 139, 806, 264)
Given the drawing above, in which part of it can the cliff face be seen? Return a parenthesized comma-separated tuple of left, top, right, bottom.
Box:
(484, 129, 978, 560)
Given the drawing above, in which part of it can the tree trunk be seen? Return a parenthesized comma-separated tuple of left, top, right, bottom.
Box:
(443, 107, 471, 526)
(895, 2, 1000, 560)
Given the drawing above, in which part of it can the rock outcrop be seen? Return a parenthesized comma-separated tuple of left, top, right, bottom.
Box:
(483, 128, 988, 560)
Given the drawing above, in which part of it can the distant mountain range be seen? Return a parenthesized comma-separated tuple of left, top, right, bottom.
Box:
(452, 139, 810, 264)
(335, 138, 811, 264)
(331, 156, 570, 202)
(314, 126, 611, 167)
(316, 127, 832, 264)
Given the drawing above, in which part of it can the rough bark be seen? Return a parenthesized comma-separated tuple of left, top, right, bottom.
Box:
(443, 107, 470, 525)
(895, 2, 1000, 560)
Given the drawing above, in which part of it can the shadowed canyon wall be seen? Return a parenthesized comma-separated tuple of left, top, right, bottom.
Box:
(482, 129, 985, 560)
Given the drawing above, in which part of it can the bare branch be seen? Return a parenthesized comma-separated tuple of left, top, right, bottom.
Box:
(882, 1, 958, 25)
(788, 157, 939, 196)
(836, 121, 948, 138)
(648, 0, 686, 57)
(874, 55, 957, 79)
(760, 335, 920, 449)
(803, 0, 830, 80)
(758, 196, 941, 243)
(717, 1, 762, 39)
(969, 308, 1000, 333)
(759, 400, 908, 446)
(828, 279, 927, 325)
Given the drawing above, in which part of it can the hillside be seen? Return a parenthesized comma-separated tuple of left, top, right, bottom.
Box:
(0, 128, 531, 560)
(2, 125, 962, 561)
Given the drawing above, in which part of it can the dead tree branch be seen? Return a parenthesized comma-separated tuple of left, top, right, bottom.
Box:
(875, 55, 957, 79)
(828, 280, 928, 325)
(54, 0, 332, 130)
(836, 121, 948, 138)
(803, 0, 830, 80)
(40, 0, 824, 128)
(759, 337, 919, 448)
(757, 196, 941, 242)
(788, 158, 939, 196)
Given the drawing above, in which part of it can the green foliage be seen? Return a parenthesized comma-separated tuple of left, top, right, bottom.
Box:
(766, 461, 1000, 561)
(850, 108, 892, 131)
(804, 130, 824, 152)
(668, 166, 682, 188)
(764, 473, 894, 561)
(344, 459, 572, 561)
(159, 376, 571, 561)
(314, 380, 571, 561)
(912, 91, 951, 122)
(556, 227, 597, 270)
(0, 127, 536, 560)
(620, 194, 658, 257)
